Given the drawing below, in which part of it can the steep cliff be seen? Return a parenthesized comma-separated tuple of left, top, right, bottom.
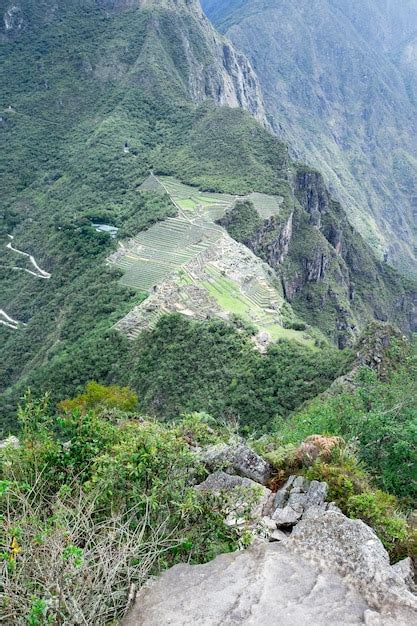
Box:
(1, 0, 266, 124)
(202, 0, 417, 275)
(220, 166, 417, 347)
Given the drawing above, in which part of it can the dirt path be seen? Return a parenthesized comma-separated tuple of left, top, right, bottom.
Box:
(6, 235, 51, 279)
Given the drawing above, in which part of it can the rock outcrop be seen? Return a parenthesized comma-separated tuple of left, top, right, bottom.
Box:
(123, 536, 417, 625)
(330, 321, 410, 391)
(3, 4, 24, 35)
(271, 475, 333, 527)
(393, 558, 417, 595)
(196, 470, 273, 522)
(0, 435, 19, 449)
(123, 458, 416, 624)
(289, 511, 417, 618)
(240, 166, 417, 347)
(200, 441, 274, 485)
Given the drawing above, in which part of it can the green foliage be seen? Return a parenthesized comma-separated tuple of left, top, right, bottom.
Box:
(27, 598, 53, 626)
(129, 314, 350, 432)
(347, 491, 409, 557)
(155, 103, 291, 195)
(173, 412, 228, 447)
(303, 450, 412, 560)
(1, 0, 414, 436)
(276, 340, 417, 501)
(58, 381, 138, 414)
(304, 452, 368, 512)
(217, 199, 263, 242)
(0, 397, 247, 624)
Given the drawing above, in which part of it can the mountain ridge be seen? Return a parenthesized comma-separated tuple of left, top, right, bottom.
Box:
(202, 0, 417, 275)
(1, 0, 416, 426)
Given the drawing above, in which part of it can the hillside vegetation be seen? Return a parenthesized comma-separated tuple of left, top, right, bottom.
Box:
(1, 0, 415, 432)
(1, 333, 416, 623)
(1, 3, 416, 624)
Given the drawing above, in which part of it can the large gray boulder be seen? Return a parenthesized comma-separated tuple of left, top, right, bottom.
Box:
(195, 471, 273, 521)
(200, 442, 273, 485)
(122, 540, 415, 625)
(271, 475, 331, 526)
(392, 558, 417, 594)
(288, 511, 417, 617)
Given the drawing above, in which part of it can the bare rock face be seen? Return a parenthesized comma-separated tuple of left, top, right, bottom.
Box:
(97, 0, 267, 124)
(196, 470, 264, 494)
(288, 511, 417, 619)
(200, 442, 274, 485)
(122, 540, 416, 626)
(271, 475, 333, 527)
(392, 558, 417, 595)
(196, 470, 273, 522)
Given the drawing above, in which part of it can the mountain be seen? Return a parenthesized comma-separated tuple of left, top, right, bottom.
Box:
(202, 0, 417, 275)
(1, 0, 416, 430)
(1, 4, 417, 623)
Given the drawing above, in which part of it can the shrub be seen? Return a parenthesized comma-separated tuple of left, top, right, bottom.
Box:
(1, 484, 186, 625)
(57, 382, 138, 415)
(276, 339, 417, 502)
(347, 491, 409, 558)
(304, 453, 368, 511)
(304, 451, 413, 561)
(173, 412, 228, 447)
(0, 399, 247, 624)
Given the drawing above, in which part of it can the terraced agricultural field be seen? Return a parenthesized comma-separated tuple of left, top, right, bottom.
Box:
(111, 176, 314, 347)
(246, 192, 283, 219)
(114, 216, 222, 291)
(200, 265, 312, 344)
(159, 176, 236, 219)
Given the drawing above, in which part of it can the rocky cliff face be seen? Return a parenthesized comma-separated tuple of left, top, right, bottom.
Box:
(1, 0, 267, 124)
(202, 0, 417, 275)
(223, 168, 417, 347)
(144, 0, 267, 123)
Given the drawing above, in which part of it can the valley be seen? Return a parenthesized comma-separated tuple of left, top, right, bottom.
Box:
(1, 2, 416, 624)
(0, 0, 415, 436)
(202, 0, 417, 275)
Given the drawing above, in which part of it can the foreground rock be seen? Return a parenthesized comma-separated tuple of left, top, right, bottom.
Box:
(195, 470, 273, 522)
(288, 511, 417, 616)
(393, 558, 417, 595)
(123, 510, 417, 625)
(0, 435, 19, 449)
(270, 474, 340, 527)
(122, 539, 415, 626)
(200, 442, 273, 485)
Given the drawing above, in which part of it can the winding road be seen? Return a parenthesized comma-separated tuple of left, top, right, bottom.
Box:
(2, 235, 51, 330)
(0, 308, 26, 330)
(6, 235, 51, 279)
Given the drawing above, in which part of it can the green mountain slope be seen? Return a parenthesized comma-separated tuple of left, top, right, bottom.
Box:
(1, 0, 415, 431)
(202, 0, 417, 275)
